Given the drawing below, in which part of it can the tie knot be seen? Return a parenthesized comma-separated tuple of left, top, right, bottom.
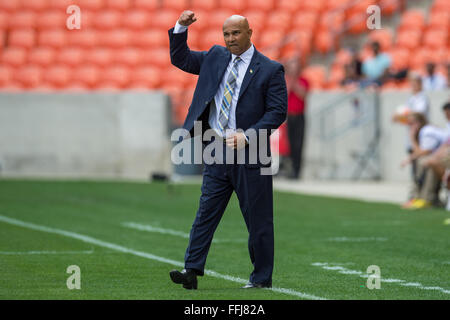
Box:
(234, 56, 242, 64)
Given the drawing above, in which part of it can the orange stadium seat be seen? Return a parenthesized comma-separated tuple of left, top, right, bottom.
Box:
(123, 10, 152, 30)
(161, 68, 193, 88)
(142, 48, 171, 69)
(395, 30, 421, 50)
(209, 10, 234, 29)
(78, 10, 96, 29)
(327, 66, 345, 89)
(291, 12, 318, 31)
(48, 0, 73, 10)
(368, 29, 393, 51)
(28, 47, 56, 67)
(68, 29, 98, 48)
(0, 65, 13, 86)
(200, 30, 225, 51)
(266, 11, 292, 32)
(258, 31, 284, 50)
(130, 66, 161, 88)
(114, 48, 143, 67)
(428, 12, 450, 30)
(431, 0, 450, 12)
(15, 65, 43, 88)
(8, 29, 36, 49)
(219, 0, 247, 13)
(98, 29, 131, 48)
(318, 12, 345, 32)
(409, 48, 433, 69)
(301, 0, 325, 13)
(72, 65, 101, 88)
(346, 11, 368, 34)
(134, 0, 159, 10)
(85, 48, 114, 67)
(243, 10, 266, 36)
(162, 0, 190, 11)
(36, 10, 67, 29)
(301, 65, 326, 90)
(327, 0, 352, 11)
(0, 12, 8, 30)
(2, 47, 27, 67)
(75, 0, 105, 11)
(186, 29, 201, 50)
(44, 65, 72, 87)
(0, 0, 21, 12)
(290, 30, 313, 58)
(38, 29, 68, 48)
(191, 0, 217, 12)
(0, 31, 5, 51)
(315, 31, 336, 54)
(9, 11, 37, 29)
(398, 10, 426, 32)
(278, 0, 302, 13)
(333, 48, 353, 66)
(101, 65, 131, 87)
(105, 0, 132, 11)
(57, 47, 86, 67)
(423, 30, 447, 49)
(21, 0, 50, 12)
(131, 29, 167, 48)
(246, 0, 275, 13)
(389, 48, 410, 70)
(379, 0, 400, 15)
(93, 10, 123, 30)
(151, 9, 180, 30)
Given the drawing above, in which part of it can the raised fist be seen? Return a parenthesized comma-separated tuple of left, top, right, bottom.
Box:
(178, 10, 197, 27)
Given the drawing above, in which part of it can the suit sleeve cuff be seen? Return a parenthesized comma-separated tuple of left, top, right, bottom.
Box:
(174, 21, 188, 34)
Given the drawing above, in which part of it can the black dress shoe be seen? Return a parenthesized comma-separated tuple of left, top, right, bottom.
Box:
(241, 282, 272, 289)
(169, 269, 198, 290)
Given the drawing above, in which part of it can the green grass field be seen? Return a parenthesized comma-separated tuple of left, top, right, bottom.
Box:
(0, 179, 448, 300)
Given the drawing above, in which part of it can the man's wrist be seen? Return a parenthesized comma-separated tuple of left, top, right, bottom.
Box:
(174, 21, 188, 34)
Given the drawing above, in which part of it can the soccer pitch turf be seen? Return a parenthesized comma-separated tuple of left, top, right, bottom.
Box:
(0, 179, 449, 300)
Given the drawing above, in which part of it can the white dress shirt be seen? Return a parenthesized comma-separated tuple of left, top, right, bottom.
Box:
(173, 22, 255, 138)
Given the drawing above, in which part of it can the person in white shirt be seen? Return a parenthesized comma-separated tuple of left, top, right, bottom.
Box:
(423, 102, 450, 210)
(422, 63, 447, 91)
(401, 112, 447, 209)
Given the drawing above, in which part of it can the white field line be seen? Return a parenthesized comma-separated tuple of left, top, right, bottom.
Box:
(122, 222, 247, 244)
(0, 215, 325, 300)
(326, 237, 388, 242)
(312, 262, 450, 295)
(0, 250, 93, 255)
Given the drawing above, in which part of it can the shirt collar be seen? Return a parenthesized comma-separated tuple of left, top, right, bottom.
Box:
(231, 44, 254, 65)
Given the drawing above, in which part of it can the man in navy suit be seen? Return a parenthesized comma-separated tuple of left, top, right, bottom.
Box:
(169, 11, 287, 290)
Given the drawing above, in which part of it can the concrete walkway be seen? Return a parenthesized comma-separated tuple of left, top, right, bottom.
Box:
(273, 179, 409, 205)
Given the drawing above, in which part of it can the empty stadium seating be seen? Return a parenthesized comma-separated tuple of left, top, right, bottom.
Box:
(0, 0, 448, 123)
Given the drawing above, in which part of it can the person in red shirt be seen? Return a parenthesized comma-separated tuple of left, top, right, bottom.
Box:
(285, 58, 309, 179)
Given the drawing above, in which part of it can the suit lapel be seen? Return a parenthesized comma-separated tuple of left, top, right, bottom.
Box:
(238, 49, 261, 101)
(217, 50, 231, 85)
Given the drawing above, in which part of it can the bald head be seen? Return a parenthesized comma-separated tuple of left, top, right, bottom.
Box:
(223, 15, 249, 30)
(222, 15, 252, 56)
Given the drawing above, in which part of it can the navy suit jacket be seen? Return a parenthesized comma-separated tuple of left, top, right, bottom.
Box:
(168, 28, 288, 166)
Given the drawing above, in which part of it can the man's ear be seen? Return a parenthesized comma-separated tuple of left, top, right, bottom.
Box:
(248, 29, 253, 39)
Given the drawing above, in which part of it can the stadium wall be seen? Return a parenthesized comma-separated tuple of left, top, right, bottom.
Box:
(0, 92, 172, 180)
(0, 90, 448, 182)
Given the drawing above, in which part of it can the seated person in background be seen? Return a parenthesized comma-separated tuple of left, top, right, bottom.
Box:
(361, 41, 391, 86)
(341, 50, 363, 87)
(422, 62, 447, 91)
(423, 102, 450, 210)
(401, 112, 447, 209)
